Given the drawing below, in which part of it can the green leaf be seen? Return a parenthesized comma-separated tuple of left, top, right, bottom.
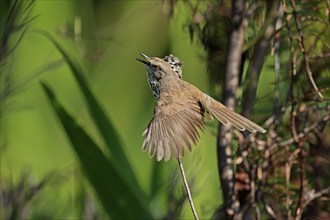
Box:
(35, 30, 144, 201)
(41, 83, 152, 219)
(150, 160, 163, 198)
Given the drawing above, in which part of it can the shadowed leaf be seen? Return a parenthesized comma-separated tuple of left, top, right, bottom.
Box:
(41, 82, 152, 219)
(35, 30, 145, 200)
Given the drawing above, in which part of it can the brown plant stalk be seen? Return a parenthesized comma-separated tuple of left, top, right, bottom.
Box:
(177, 158, 199, 220)
(289, 0, 324, 99)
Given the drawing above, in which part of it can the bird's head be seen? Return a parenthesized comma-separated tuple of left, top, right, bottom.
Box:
(136, 53, 178, 80)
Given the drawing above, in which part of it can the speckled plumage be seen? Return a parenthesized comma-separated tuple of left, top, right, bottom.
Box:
(163, 54, 183, 79)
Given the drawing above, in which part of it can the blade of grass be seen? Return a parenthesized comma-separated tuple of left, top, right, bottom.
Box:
(150, 159, 163, 198)
(35, 30, 144, 200)
(41, 82, 152, 219)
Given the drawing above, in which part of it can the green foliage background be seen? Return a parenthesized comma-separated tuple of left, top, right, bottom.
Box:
(1, 1, 223, 219)
(1, 0, 328, 219)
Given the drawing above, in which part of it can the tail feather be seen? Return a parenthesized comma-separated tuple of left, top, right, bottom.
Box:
(213, 108, 246, 131)
(201, 93, 266, 133)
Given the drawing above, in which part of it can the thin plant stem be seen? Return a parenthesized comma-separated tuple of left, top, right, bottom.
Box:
(289, 0, 324, 99)
(177, 158, 199, 220)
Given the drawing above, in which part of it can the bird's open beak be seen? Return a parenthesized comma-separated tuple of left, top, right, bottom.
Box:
(136, 53, 150, 65)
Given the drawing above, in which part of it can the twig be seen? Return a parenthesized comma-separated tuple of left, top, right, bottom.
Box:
(308, 52, 330, 59)
(327, 0, 330, 23)
(284, 0, 300, 216)
(273, 4, 283, 122)
(282, 0, 296, 78)
(294, 142, 306, 220)
(269, 114, 330, 151)
(289, 0, 324, 99)
(289, 104, 299, 220)
(177, 158, 199, 220)
(285, 162, 292, 218)
(302, 186, 330, 209)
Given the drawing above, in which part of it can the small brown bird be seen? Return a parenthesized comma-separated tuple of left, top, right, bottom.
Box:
(136, 53, 266, 161)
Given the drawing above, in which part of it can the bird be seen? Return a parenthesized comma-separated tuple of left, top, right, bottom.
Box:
(136, 53, 266, 161)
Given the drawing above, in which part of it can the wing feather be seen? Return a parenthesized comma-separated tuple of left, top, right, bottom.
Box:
(142, 93, 205, 161)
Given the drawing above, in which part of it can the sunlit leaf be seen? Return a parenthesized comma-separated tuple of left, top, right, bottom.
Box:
(35, 30, 145, 201)
(41, 82, 152, 219)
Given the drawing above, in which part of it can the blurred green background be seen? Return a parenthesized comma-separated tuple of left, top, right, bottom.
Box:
(3, 0, 328, 219)
(1, 1, 224, 219)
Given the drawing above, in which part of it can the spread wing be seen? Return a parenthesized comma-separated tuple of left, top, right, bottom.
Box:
(142, 93, 205, 161)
